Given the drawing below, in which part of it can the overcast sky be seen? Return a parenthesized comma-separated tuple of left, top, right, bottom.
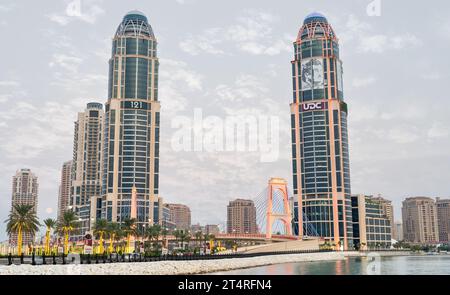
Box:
(1, 0, 450, 241)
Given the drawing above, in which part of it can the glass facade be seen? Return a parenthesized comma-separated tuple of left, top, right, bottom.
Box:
(102, 11, 161, 227)
(352, 195, 392, 249)
(291, 13, 353, 249)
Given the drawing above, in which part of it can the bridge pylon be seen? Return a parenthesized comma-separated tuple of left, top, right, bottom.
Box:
(266, 178, 293, 239)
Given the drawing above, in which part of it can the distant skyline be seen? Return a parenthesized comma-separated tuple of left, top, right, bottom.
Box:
(1, 0, 450, 241)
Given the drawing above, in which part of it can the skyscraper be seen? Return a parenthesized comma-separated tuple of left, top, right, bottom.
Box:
(71, 103, 104, 237)
(436, 198, 450, 243)
(102, 11, 161, 229)
(10, 169, 39, 246)
(290, 13, 352, 249)
(227, 199, 258, 234)
(57, 160, 72, 221)
(402, 197, 439, 244)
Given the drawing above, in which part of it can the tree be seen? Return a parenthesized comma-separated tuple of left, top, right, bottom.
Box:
(194, 231, 203, 251)
(5, 204, 40, 255)
(106, 222, 120, 254)
(57, 211, 79, 255)
(173, 229, 190, 251)
(93, 219, 108, 254)
(121, 218, 137, 253)
(145, 224, 162, 253)
(43, 219, 57, 255)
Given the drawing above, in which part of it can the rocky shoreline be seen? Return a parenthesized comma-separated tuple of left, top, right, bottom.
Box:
(0, 252, 346, 275)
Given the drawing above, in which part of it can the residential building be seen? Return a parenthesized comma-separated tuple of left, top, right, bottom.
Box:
(71, 102, 104, 237)
(165, 204, 191, 230)
(436, 198, 450, 243)
(9, 169, 39, 246)
(57, 160, 72, 221)
(227, 199, 258, 234)
(402, 197, 439, 244)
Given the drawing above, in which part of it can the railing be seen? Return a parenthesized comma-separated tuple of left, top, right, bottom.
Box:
(0, 249, 334, 266)
(0, 248, 418, 266)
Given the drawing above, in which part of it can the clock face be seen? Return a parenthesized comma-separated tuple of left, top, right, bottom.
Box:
(301, 58, 324, 91)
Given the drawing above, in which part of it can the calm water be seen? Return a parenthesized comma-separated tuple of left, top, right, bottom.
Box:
(213, 255, 450, 275)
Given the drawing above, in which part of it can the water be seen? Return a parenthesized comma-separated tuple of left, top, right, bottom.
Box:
(213, 255, 450, 275)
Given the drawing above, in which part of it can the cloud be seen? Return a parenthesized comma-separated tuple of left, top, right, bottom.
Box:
(428, 122, 449, 139)
(421, 72, 441, 80)
(341, 15, 421, 54)
(48, 1, 105, 26)
(158, 59, 204, 117)
(351, 77, 376, 88)
(358, 33, 421, 53)
(49, 54, 83, 73)
(180, 10, 291, 56)
(0, 4, 13, 12)
(0, 81, 20, 87)
(0, 101, 76, 159)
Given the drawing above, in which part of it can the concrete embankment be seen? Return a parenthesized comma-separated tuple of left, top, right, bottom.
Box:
(0, 252, 345, 275)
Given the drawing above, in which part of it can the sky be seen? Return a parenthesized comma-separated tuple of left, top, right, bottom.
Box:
(1, 0, 450, 241)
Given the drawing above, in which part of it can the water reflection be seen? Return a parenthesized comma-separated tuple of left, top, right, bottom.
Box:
(212, 256, 450, 275)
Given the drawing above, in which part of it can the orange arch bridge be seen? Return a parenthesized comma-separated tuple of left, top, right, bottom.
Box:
(265, 178, 293, 239)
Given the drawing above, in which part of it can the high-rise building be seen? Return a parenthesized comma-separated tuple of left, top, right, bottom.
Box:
(102, 11, 161, 231)
(191, 223, 205, 234)
(9, 169, 39, 246)
(393, 221, 403, 241)
(57, 161, 72, 221)
(165, 204, 191, 230)
(402, 197, 439, 244)
(227, 199, 258, 234)
(205, 224, 220, 235)
(436, 198, 450, 243)
(373, 195, 394, 228)
(290, 12, 353, 249)
(71, 103, 104, 237)
(351, 195, 392, 250)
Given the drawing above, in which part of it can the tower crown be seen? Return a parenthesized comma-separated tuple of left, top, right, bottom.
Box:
(115, 10, 155, 39)
(297, 12, 335, 41)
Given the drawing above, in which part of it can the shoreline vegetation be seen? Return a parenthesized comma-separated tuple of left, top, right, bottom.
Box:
(0, 251, 413, 275)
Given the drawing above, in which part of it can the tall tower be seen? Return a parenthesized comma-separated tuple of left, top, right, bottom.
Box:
(57, 160, 72, 221)
(102, 11, 161, 230)
(10, 169, 39, 246)
(71, 102, 104, 237)
(290, 13, 353, 249)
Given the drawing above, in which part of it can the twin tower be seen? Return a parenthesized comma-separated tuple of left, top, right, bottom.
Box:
(74, 11, 352, 249)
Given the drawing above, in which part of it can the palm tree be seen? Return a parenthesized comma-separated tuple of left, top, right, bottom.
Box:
(195, 231, 203, 250)
(144, 225, 162, 253)
(57, 211, 79, 255)
(5, 204, 40, 255)
(106, 222, 120, 254)
(93, 219, 108, 254)
(121, 218, 137, 254)
(43, 219, 56, 255)
(151, 224, 162, 251)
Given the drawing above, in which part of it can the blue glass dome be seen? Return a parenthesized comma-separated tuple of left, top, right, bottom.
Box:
(304, 12, 328, 25)
(123, 10, 148, 23)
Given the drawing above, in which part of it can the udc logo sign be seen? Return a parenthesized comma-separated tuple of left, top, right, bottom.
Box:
(301, 102, 325, 112)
